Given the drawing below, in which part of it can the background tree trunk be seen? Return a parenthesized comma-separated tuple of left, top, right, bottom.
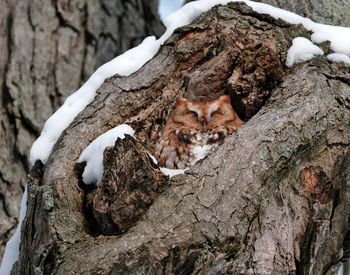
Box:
(0, 0, 164, 261)
(13, 2, 350, 274)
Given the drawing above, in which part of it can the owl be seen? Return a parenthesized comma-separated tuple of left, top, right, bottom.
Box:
(153, 95, 244, 169)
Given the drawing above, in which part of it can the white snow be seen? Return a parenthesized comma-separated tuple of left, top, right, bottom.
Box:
(29, 36, 160, 165)
(77, 124, 135, 186)
(286, 37, 324, 67)
(327, 53, 350, 65)
(78, 136, 186, 186)
(148, 152, 187, 178)
(160, 167, 187, 177)
(148, 153, 159, 165)
(0, 187, 27, 275)
(242, 1, 350, 55)
(3, 1, 349, 274)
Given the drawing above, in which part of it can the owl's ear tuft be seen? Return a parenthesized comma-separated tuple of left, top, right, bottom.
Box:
(217, 95, 231, 104)
(176, 97, 188, 106)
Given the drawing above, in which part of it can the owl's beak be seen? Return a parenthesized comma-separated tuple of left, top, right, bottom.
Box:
(200, 119, 207, 130)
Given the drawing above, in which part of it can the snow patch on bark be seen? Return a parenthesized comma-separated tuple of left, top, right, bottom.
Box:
(327, 53, 350, 65)
(0, 187, 27, 275)
(77, 124, 135, 186)
(148, 152, 187, 178)
(29, 36, 159, 165)
(286, 37, 324, 67)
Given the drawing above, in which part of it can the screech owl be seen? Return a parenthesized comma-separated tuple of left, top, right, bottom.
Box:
(153, 95, 244, 169)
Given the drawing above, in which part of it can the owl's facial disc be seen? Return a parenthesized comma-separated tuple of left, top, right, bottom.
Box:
(187, 104, 202, 117)
(206, 103, 219, 119)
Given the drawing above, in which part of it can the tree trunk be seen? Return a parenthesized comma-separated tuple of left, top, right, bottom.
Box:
(12, 2, 350, 274)
(0, 0, 163, 261)
(246, 0, 350, 272)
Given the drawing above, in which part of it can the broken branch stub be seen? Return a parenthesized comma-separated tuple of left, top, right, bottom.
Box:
(92, 135, 168, 235)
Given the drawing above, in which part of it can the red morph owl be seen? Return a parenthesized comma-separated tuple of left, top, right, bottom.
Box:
(153, 95, 244, 169)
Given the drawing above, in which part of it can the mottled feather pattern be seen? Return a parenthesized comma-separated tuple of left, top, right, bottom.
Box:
(153, 95, 244, 169)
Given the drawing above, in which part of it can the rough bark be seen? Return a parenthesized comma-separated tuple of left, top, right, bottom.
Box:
(255, 0, 350, 27)
(13, 2, 350, 274)
(94, 0, 165, 68)
(232, 0, 350, 271)
(0, 0, 163, 261)
(91, 135, 168, 235)
(186, 0, 350, 27)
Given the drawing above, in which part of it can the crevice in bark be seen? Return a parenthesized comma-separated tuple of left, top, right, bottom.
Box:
(0, 183, 16, 219)
(55, 2, 81, 35)
(79, 4, 89, 85)
(75, 162, 101, 236)
(1, 84, 12, 118)
(99, 2, 111, 17)
(18, 109, 41, 137)
(2, 12, 12, 107)
(27, 1, 35, 32)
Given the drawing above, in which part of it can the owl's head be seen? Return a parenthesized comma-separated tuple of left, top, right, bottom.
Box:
(173, 95, 239, 130)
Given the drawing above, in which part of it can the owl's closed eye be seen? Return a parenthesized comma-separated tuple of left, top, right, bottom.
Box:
(153, 95, 244, 169)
